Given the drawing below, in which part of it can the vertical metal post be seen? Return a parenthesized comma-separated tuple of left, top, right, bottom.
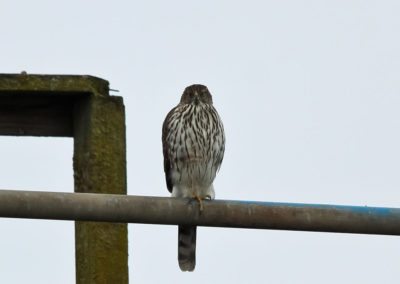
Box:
(73, 90, 128, 282)
(0, 74, 129, 283)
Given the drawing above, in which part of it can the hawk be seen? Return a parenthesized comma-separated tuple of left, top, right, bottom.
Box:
(162, 84, 225, 271)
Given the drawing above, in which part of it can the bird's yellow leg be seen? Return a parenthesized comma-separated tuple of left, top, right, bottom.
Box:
(193, 195, 204, 212)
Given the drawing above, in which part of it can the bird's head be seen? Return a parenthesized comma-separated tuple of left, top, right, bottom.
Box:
(180, 84, 213, 105)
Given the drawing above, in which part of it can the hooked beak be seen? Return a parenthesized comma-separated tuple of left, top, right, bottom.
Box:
(193, 92, 200, 105)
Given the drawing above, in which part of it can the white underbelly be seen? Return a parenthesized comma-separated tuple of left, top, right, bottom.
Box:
(170, 161, 216, 199)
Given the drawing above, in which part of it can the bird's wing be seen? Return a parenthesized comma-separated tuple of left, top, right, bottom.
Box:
(162, 105, 179, 193)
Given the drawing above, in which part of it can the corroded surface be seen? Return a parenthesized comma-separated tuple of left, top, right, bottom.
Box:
(0, 74, 110, 137)
(0, 73, 109, 96)
(0, 73, 128, 283)
(0, 95, 74, 136)
(74, 95, 128, 283)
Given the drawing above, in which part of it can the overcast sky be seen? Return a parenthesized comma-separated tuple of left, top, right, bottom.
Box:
(1, 1, 400, 283)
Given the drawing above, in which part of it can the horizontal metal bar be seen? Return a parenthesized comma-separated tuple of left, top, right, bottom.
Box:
(0, 189, 399, 235)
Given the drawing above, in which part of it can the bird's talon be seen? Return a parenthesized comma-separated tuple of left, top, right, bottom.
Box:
(194, 195, 204, 212)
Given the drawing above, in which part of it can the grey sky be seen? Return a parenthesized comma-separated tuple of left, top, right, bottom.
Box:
(1, 1, 400, 283)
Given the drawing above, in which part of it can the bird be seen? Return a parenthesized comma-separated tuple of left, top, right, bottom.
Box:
(162, 84, 225, 271)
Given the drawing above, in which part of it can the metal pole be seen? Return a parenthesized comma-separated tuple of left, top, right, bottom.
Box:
(0, 189, 399, 236)
(0, 74, 129, 283)
(73, 94, 128, 284)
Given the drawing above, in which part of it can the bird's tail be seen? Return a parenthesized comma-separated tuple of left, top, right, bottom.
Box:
(178, 225, 197, 271)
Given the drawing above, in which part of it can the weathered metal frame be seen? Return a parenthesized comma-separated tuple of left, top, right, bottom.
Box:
(0, 74, 128, 284)
(1, 189, 399, 236)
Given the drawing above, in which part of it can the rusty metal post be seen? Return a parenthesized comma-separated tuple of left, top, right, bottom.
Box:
(0, 74, 129, 284)
(73, 88, 128, 283)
